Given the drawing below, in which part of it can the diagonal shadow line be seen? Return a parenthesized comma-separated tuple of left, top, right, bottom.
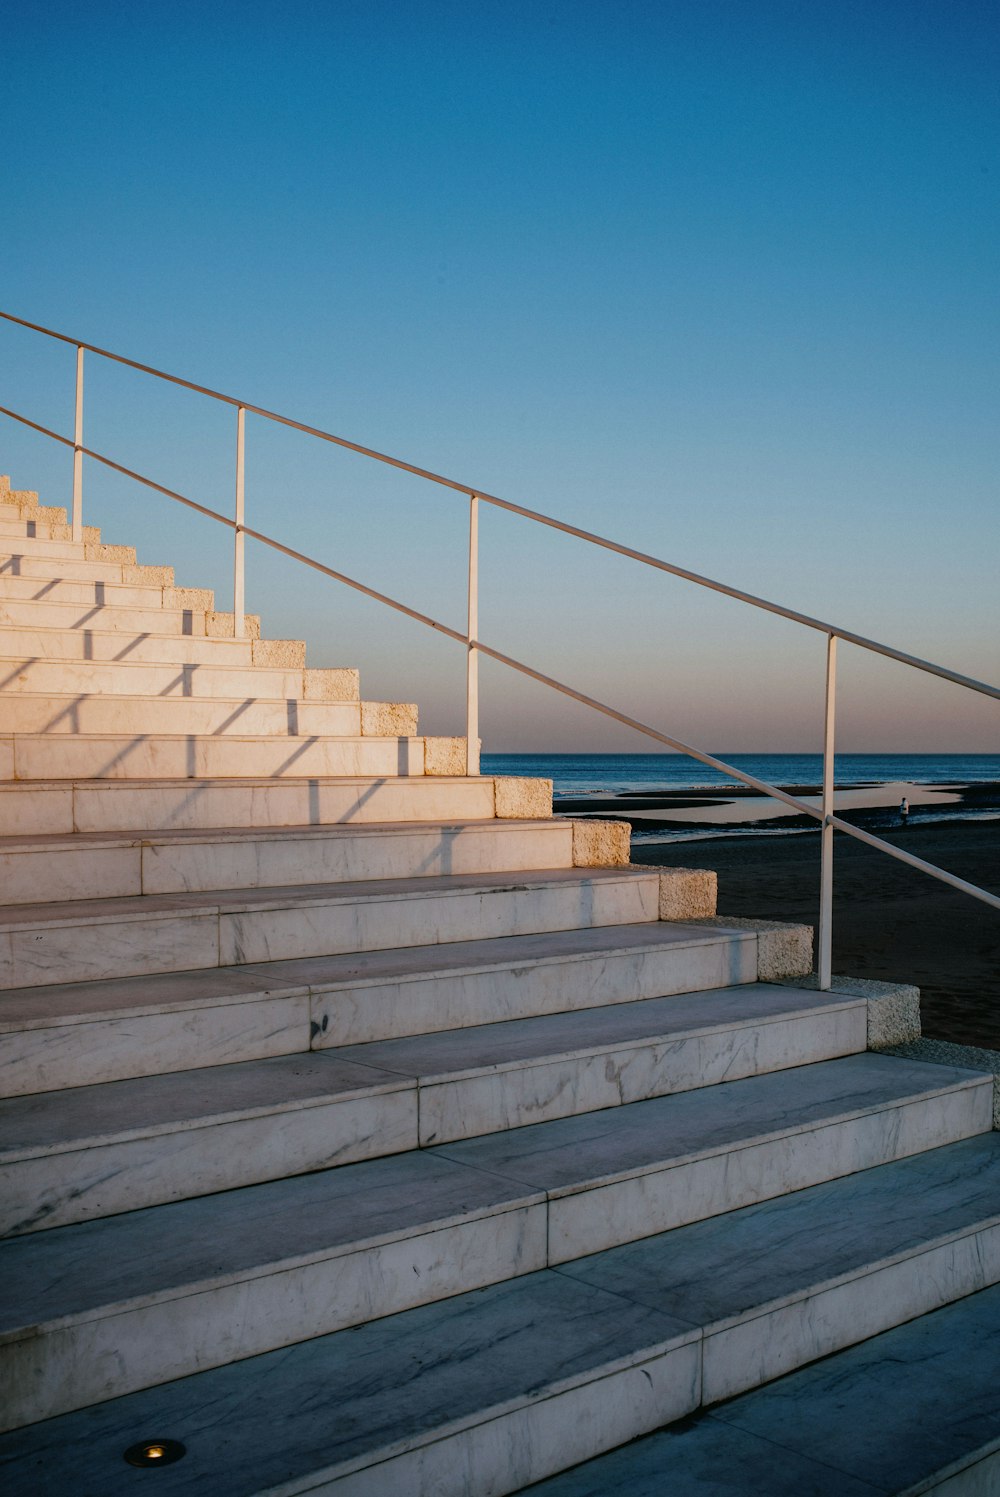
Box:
(42, 695, 88, 731)
(112, 633, 151, 661)
(212, 700, 257, 735)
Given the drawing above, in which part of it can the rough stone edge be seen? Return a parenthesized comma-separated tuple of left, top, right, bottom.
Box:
(693, 915, 813, 980)
(493, 777, 553, 819)
(423, 737, 469, 777)
(572, 820, 631, 867)
(655, 868, 718, 921)
(304, 667, 361, 702)
(883, 1037, 1000, 1130)
(361, 702, 420, 737)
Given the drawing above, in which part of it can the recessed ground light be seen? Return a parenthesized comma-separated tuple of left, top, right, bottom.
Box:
(123, 1439, 187, 1468)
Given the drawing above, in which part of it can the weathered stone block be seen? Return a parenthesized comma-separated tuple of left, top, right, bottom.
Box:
(303, 668, 361, 701)
(125, 564, 174, 587)
(86, 544, 136, 564)
(698, 915, 813, 978)
(361, 702, 419, 737)
(572, 819, 631, 867)
(655, 867, 718, 920)
(169, 588, 214, 611)
(205, 611, 261, 639)
(252, 639, 307, 670)
(422, 737, 468, 776)
(493, 776, 552, 819)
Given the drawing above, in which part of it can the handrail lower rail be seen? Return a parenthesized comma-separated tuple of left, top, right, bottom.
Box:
(1, 313, 997, 996)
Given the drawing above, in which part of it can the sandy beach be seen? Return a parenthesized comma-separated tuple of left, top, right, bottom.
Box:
(628, 821, 1000, 1050)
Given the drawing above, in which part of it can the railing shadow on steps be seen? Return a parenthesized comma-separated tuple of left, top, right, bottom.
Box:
(0, 308, 997, 992)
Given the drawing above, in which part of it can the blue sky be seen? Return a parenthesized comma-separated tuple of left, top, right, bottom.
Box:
(2, 0, 998, 751)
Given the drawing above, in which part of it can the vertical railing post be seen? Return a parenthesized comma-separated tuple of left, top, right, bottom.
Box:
(818, 632, 838, 990)
(233, 406, 246, 639)
(466, 493, 480, 775)
(72, 346, 84, 542)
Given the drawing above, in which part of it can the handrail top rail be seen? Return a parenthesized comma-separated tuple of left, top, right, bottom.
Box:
(1, 308, 998, 707)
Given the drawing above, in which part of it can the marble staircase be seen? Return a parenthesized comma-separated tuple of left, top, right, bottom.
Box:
(0, 472, 998, 1495)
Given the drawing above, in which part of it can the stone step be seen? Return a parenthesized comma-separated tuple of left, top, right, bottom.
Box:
(0, 501, 62, 524)
(0, 570, 213, 611)
(1, 535, 135, 563)
(0, 655, 368, 702)
(0, 817, 576, 905)
(0, 923, 749, 1096)
(0, 866, 658, 990)
(0, 518, 102, 543)
(330, 981, 862, 1145)
(0, 984, 865, 1231)
(0, 621, 308, 668)
(0, 730, 451, 782)
(0, 693, 417, 741)
(0, 692, 372, 739)
(522, 1249, 1000, 1496)
(0, 771, 518, 837)
(0, 1056, 989, 1433)
(0, 552, 174, 586)
(0, 594, 255, 637)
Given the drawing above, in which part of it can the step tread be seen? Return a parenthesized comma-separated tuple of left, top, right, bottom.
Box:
(331, 981, 861, 1082)
(0, 865, 654, 931)
(0, 922, 740, 1029)
(0, 1271, 696, 1495)
(0, 817, 557, 854)
(0, 984, 860, 1160)
(0, 1054, 985, 1338)
(519, 1275, 1000, 1495)
(0, 1051, 409, 1162)
(430, 1051, 989, 1195)
(5, 1148, 1000, 1495)
(556, 1129, 1000, 1331)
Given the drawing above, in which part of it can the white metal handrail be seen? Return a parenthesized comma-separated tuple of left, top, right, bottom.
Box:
(1, 309, 998, 993)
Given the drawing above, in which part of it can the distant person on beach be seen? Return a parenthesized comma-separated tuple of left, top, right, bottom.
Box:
(899, 796, 909, 826)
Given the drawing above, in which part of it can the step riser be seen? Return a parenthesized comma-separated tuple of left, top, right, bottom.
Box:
(0, 1083, 419, 1237)
(0, 659, 361, 701)
(0, 823, 574, 905)
(0, 877, 657, 990)
(0, 734, 429, 782)
(537, 1083, 991, 1265)
(0, 625, 304, 667)
(0, 598, 214, 635)
(0, 1081, 987, 1433)
(700, 1221, 1000, 1407)
(0, 937, 743, 1097)
(0, 1201, 550, 1434)
(0, 575, 187, 608)
(0, 695, 363, 738)
(414, 1003, 865, 1146)
(313, 935, 754, 1048)
(0, 537, 125, 561)
(0, 554, 170, 585)
(1, 1005, 865, 1233)
(0, 521, 100, 543)
(0, 992, 311, 1098)
(0, 775, 499, 836)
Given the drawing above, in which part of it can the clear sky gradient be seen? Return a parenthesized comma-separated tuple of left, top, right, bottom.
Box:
(2, 0, 998, 751)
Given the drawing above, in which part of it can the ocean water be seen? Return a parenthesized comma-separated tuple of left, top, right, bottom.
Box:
(480, 753, 1000, 841)
(481, 753, 1000, 796)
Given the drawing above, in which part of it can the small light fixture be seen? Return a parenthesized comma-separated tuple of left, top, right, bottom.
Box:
(123, 1439, 187, 1468)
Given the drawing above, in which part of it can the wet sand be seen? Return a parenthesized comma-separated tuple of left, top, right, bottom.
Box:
(628, 822, 1000, 1050)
